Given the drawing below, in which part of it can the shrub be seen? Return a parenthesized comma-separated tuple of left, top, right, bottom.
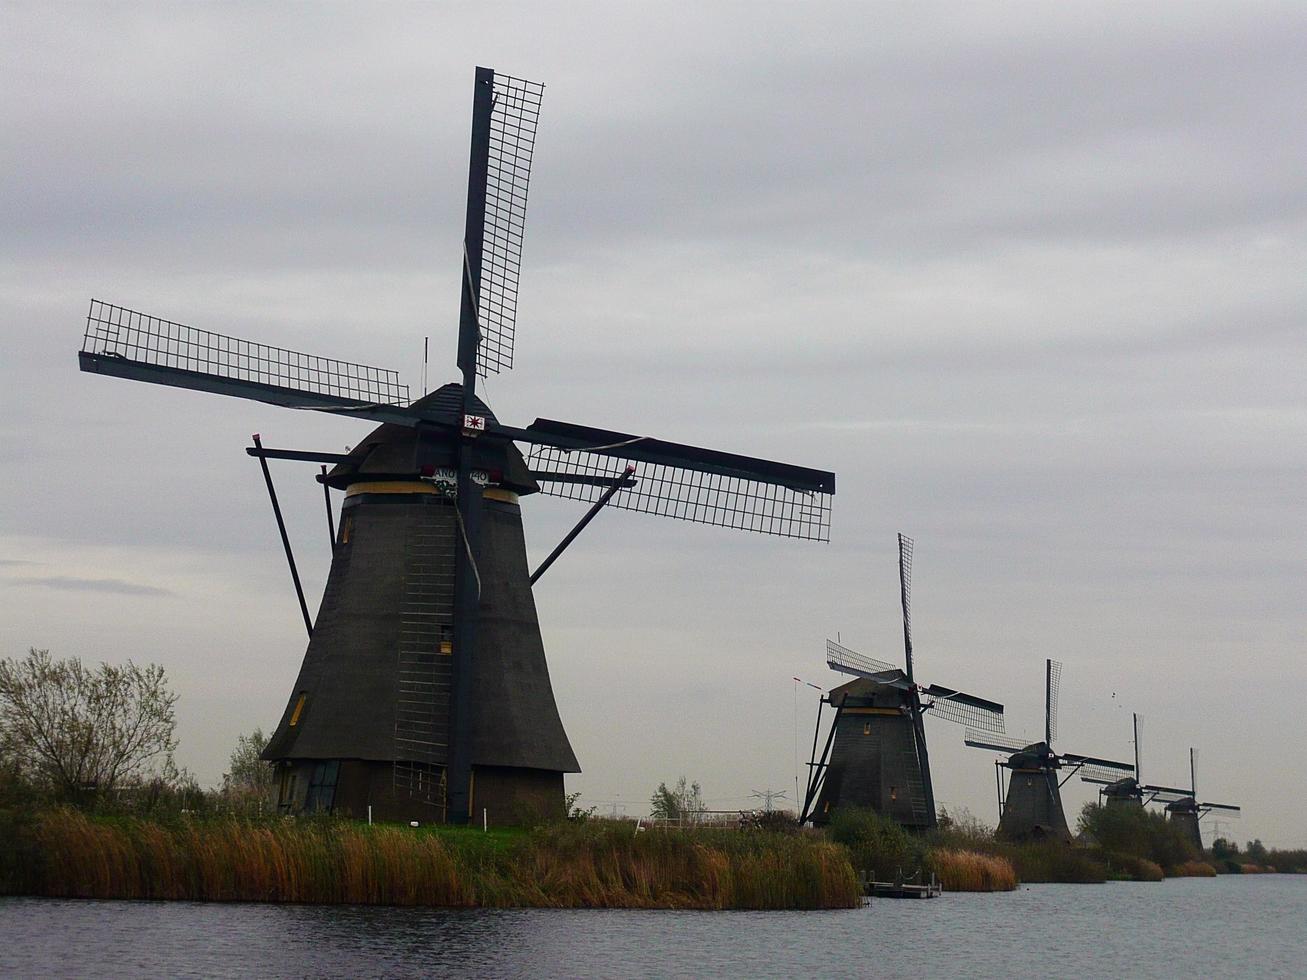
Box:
(1002, 840, 1108, 883)
(1103, 852, 1165, 882)
(1078, 803, 1198, 870)
(828, 807, 927, 879)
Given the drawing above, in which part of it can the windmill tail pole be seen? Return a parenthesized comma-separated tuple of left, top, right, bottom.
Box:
(252, 434, 313, 638)
(320, 464, 336, 549)
(529, 466, 635, 585)
(1134, 713, 1141, 781)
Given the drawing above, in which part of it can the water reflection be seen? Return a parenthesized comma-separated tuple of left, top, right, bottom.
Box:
(3, 876, 1304, 979)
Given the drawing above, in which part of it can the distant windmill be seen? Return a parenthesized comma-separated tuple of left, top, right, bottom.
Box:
(78, 67, 836, 825)
(1162, 749, 1241, 851)
(799, 534, 1004, 830)
(1082, 713, 1194, 811)
(964, 660, 1134, 841)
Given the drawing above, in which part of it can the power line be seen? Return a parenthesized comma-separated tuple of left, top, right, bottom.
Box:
(750, 788, 789, 812)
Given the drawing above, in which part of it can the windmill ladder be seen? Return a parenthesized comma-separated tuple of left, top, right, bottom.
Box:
(393, 506, 456, 815)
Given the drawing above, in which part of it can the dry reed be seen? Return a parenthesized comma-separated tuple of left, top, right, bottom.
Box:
(1168, 860, 1217, 878)
(6, 810, 859, 910)
(927, 849, 1018, 892)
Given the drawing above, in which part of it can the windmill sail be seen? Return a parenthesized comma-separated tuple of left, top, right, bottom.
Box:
(964, 730, 1032, 754)
(525, 421, 834, 541)
(923, 685, 1005, 733)
(461, 70, 544, 379)
(80, 301, 413, 421)
(825, 638, 897, 677)
(1046, 659, 1061, 745)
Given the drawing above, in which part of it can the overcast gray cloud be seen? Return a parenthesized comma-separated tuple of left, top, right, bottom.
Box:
(2, 1, 1304, 844)
(5, 576, 176, 598)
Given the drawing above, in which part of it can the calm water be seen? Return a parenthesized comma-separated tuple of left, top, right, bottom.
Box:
(2, 876, 1303, 978)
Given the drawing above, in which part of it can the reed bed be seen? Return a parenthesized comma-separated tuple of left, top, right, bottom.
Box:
(1168, 860, 1217, 878)
(1103, 852, 1165, 882)
(4, 810, 859, 910)
(999, 841, 1108, 884)
(926, 849, 1017, 892)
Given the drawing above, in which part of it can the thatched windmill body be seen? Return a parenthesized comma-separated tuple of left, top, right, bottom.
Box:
(77, 67, 836, 824)
(964, 660, 1134, 842)
(799, 534, 1004, 830)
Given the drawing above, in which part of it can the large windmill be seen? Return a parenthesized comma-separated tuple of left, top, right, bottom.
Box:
(964, 660, 1134, 841)
(799, 534, 1003, 830)
(77, 67, 836, 825)
(1161, 749, 1240, 852)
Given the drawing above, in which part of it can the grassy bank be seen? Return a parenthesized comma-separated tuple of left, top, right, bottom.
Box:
(825, 805, 1238, 886)
(0, 809, 859, 910)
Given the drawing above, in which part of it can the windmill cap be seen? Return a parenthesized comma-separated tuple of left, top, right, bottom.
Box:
(321, 382, 537, 493)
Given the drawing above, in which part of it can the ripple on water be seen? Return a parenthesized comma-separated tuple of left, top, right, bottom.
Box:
(2, 876, 1305, 979)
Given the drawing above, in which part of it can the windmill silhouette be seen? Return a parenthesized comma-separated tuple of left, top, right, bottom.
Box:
(1082, 731, 1239, 849)
(1082, 713, 1197, 811)
(78, 67, 836, 824)
(964, 659, 1134, 841)
(799, 534, 1003, 830)
(1161, 749, 1241, 851)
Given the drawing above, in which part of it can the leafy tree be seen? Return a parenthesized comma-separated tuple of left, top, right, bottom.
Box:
(1077, 802, 1198, 869)
(222, 728, 273, 802)
(649, 776, 704, 822)
(1211, 837, 1238, 860)
(0, 648, 178, 803)
(223, 728, 271, 791)
(1246, 838, 1269, 863)
(564, 790, 597, 822)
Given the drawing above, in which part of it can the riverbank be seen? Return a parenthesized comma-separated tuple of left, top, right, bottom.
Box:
(0, 809, 860, 910)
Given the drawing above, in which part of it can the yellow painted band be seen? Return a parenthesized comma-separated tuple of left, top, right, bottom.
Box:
(343, 481, 519, 504)
(346, 481, 440, 497)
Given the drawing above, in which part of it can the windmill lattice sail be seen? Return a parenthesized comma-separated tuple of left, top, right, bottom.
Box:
(527, 434, 832, 541)
(474, 72, 544, 377)
(81, 300, 410, 408)
(825, 638, 897, 677)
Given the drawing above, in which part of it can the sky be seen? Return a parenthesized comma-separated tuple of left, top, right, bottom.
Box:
(2, 2, 1303, 846)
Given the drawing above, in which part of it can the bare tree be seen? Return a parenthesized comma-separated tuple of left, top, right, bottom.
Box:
(0, 648, 178, 802)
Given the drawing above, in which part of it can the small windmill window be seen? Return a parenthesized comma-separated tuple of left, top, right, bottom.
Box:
(863, 722, 871, 735)
(340, 516, 354, 544)
(289, 692, 307, 726)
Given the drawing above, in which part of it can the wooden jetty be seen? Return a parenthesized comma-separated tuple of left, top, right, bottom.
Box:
(858, 870, 942, 899)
